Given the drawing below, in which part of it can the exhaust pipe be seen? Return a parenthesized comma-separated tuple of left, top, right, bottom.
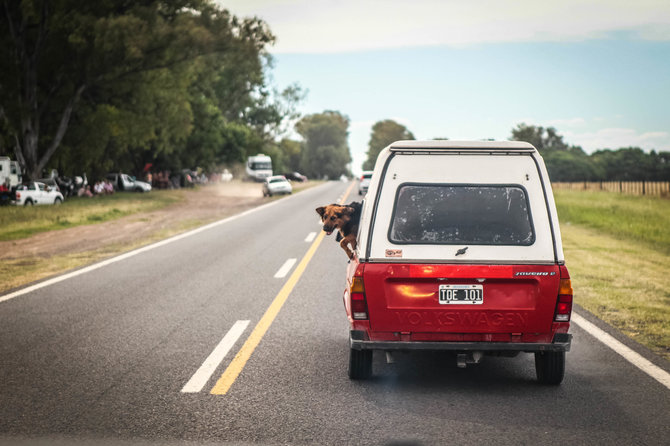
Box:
(456, 351, 484, 368)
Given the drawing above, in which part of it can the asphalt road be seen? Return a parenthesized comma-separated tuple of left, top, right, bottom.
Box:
(1, 181, 669, 446)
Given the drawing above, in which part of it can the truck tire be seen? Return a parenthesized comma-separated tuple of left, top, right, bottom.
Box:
(54, 197, 62, 205)
(24, 199, 33, 206)
(348, 348, 372, 380)
(534, 351, 565, 385)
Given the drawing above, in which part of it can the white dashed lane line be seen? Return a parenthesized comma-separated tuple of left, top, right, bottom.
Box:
(305, 232, 317, 242)
(181, 320, 250, 393)
(274, 258, 297, 279)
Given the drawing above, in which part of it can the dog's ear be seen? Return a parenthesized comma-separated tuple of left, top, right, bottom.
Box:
(315, 206, 326, 218)
(341, 206, 354, 216)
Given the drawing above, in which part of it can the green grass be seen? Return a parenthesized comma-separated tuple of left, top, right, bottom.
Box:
(0, 190, 184, 241)
(554, 190, 670, 360)
(554, 189, 670, 254)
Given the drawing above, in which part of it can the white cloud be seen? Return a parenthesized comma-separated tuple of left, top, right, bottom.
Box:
(563, 128, 670, 152)
(218, 0, 670, 53)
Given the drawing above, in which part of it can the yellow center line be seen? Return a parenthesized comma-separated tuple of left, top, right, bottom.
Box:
(210, 180, 356, 395)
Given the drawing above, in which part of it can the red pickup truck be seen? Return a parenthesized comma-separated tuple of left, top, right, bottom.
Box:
(343, 141, 572, 384)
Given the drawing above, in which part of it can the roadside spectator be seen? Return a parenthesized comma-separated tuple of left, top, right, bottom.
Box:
(103, 180, 114, 194)
(0, 179, 10, 205)
(78, 185, 93, 197)
(93, 181, 104, 195)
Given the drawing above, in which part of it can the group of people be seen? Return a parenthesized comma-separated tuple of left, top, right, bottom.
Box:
(78, 179, 114, 197)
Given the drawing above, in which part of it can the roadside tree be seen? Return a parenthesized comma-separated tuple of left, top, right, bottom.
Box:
(296, 111, 351, 179)
(362, 120, 414, 170)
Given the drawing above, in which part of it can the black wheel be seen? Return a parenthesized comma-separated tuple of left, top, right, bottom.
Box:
(135, 187, 143, 192)
(54, 197, 62, 205)
(535, 351, 565, 385)
(348, 348, 372, 380)
(24, 199, 33, 206)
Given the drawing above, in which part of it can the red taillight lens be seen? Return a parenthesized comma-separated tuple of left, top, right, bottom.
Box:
(554, 278, 573, 322)
(350, 269, 368, 320)
(16, 192, 20, 199)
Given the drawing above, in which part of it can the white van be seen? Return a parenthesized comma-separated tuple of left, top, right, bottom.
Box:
(344, 140, 572, 384)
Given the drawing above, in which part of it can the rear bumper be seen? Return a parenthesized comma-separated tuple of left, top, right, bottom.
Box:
(350, 330, 571, 353)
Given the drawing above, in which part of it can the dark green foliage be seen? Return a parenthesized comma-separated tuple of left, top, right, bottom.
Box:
(510, 124, 669, 181)
(295, 111, 351, 179)
(0, 0, 304, 180)
(363, 120, 414, 171)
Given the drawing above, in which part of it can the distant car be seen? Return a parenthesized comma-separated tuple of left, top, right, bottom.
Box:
(262, 175, 292, 197)
(283, 171, 308, 182)
(105, 173, 151, 192)
(358, 171, 373, 195)
(13, 181, 64, 206)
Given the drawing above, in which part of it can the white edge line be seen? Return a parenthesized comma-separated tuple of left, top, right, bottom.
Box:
(0, 182, 334, 305)
(181, 320, 250, 393)
(274, 258, 297, 279)
(572, 312, 670, 390)
(304, 232, 317, 242)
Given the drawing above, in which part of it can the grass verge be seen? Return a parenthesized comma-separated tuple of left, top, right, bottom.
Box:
(555, 190, 670, 360)
(0, 190, 185, 241)
(554, 189, 670, 254)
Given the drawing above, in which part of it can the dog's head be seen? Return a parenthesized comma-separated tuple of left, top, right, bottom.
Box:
(316, 204, 355, 235)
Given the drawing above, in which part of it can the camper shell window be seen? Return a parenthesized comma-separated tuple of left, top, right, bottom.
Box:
(389, 183, 535, 246)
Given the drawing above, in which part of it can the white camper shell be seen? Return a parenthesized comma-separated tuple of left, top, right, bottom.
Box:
(357, 140, 564, 265)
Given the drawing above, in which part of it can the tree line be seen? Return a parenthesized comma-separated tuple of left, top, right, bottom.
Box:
(0, 0, 354, 182)
(510, 124, 670, 182)
(1, 2, 663, 184)
(361, 121, 670, 182)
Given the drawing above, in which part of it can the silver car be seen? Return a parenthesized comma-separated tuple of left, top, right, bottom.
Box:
(262, 175, 292, 197)
(358, 171, 373, 195)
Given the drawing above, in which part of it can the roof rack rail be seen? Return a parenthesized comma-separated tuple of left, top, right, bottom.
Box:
(389, 140, 536, 153)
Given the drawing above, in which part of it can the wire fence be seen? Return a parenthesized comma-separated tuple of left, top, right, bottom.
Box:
(552, 181, 670, 198)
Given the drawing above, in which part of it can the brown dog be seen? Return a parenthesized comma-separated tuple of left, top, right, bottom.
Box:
(316, 201, 362, 259)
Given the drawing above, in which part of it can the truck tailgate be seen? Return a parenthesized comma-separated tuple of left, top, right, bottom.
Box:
(363, 263, 560, 335)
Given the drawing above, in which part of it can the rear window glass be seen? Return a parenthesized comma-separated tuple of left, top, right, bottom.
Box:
(362, 173, 372, 179)
(389, 184, 535, 245)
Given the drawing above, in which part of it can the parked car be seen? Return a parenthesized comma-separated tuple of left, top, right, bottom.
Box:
(283, 171, 308, 182)
(343, 140, 572, 385)
(105, 173, 151, 192)
(262, 175, 292, 197)
(13, 181, 64, 206)
(358, 171, 373, 195)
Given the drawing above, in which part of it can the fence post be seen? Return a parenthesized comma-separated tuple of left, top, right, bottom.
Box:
(642, 181, 645, 195)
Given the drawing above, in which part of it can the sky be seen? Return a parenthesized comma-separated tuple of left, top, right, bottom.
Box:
(217, 0, 670, 174)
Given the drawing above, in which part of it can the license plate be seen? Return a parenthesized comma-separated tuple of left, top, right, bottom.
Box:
(439, 284, 483, 305)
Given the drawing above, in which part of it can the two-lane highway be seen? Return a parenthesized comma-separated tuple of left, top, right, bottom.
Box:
(1, 180, 669, 445)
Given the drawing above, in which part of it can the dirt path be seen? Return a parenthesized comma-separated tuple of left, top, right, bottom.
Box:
(0, 181, 265, 261)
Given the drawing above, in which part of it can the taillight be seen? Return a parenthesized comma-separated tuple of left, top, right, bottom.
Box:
(554, 266, 573, 322)
(16, 192, 20, 199)
(351, 264, 368, 320)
